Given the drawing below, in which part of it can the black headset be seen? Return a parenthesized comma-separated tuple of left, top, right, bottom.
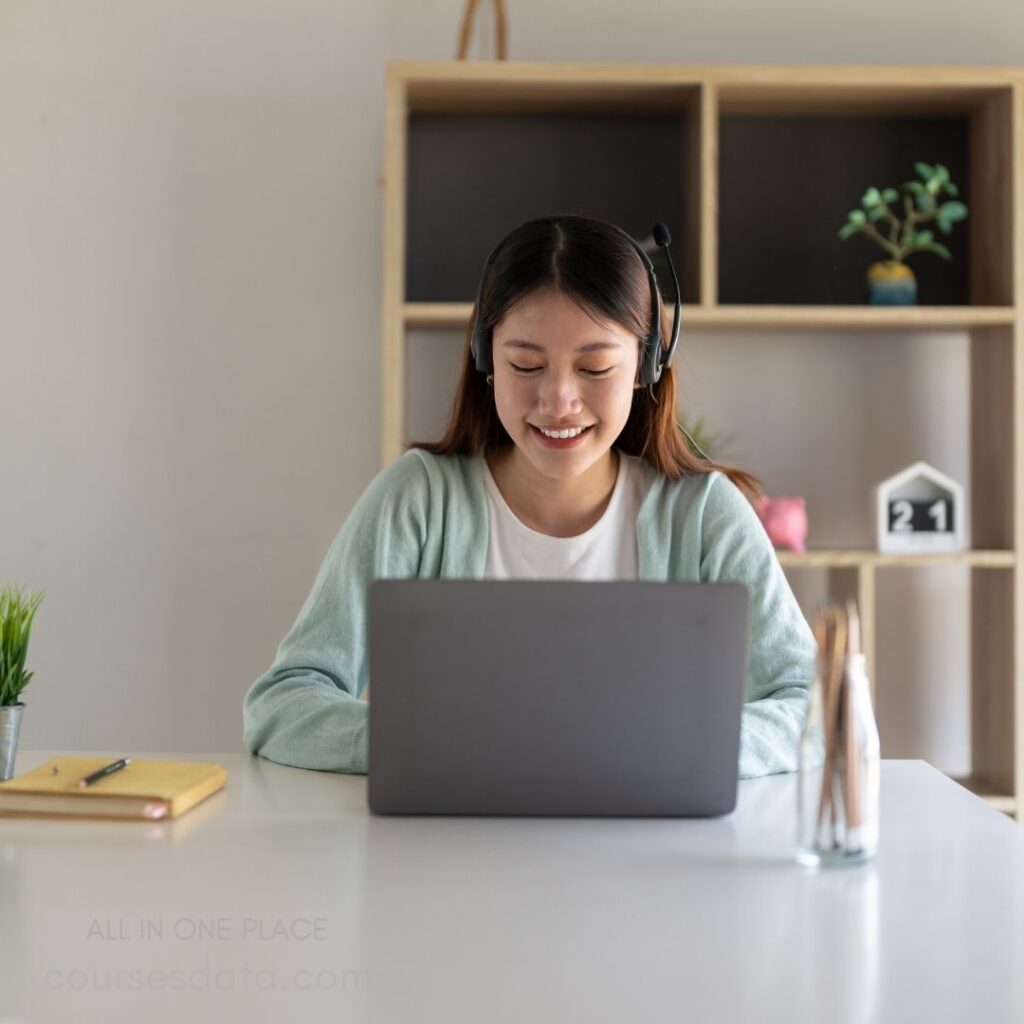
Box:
(468, 215, 682, 395)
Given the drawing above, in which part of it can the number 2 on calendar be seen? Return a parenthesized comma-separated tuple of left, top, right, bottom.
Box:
(892, 499, 914, 531)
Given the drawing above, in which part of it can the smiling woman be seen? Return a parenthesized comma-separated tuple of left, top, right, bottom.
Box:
(243, 215, 817, 781)
(414, 215, 758, 494)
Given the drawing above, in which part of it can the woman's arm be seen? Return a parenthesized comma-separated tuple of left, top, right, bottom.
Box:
(242, 452, 429, 773)
(699, 474, 818, 779)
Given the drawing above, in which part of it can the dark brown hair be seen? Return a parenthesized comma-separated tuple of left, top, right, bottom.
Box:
(409, 215, 760, 499)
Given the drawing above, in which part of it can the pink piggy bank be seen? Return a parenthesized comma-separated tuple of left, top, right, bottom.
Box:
(755, 496, 808, 552)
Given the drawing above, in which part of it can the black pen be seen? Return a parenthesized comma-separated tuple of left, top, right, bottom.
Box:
(77, 757, 132, 789)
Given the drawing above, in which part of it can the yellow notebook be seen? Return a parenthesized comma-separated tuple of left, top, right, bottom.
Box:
(0, 757, 227, 821)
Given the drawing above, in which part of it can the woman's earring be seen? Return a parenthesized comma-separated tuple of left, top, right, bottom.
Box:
(486, 374, 494, 386)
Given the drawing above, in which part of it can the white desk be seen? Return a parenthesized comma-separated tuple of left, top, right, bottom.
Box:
(1, 752, 1023, 1024)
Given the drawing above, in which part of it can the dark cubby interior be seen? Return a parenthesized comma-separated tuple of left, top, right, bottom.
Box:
(406, 112, 688, 303)
(718, 116, 970, 305)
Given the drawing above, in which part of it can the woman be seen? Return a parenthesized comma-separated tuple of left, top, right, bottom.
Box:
(243, 215, 816, 778)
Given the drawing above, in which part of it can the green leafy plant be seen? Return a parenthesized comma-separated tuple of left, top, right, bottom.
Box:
(838, 162, 968, 264)
(0, 584, 44, 706)
(678, 412, 735, 461)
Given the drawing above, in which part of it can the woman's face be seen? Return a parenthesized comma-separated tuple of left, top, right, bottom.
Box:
(490, 287, 641, 480)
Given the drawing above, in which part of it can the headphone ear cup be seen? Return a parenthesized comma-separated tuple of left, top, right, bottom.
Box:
(640, 330, 662, 387)
(472, 327, 492, 375)
(637, 334, 651, 387)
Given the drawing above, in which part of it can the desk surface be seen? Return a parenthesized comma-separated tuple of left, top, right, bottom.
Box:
(1, 752, 1023, 1024)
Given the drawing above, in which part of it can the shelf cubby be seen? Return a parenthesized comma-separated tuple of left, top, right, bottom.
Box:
(405, 82, 703, 306)
(713, 83, 1013, 307)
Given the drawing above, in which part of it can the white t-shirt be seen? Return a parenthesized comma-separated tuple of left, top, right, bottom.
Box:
(482, 451, 650, 580)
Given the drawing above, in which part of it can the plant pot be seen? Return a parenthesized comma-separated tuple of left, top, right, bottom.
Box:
(0, 703, 25, 780)
(867, 261, 917, 306)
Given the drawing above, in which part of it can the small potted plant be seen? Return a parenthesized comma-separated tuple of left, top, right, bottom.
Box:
(678, 411, 735, 462)
(0, 584, 44, 780)
(838, 162, 968, 305)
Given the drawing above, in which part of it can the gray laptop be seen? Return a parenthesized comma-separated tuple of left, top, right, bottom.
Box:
(367, 580, 751, 817)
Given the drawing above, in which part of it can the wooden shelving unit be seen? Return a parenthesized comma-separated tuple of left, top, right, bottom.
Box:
(380, 61, 1024, 818)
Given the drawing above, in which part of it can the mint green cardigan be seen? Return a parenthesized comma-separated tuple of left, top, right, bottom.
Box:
(243, 449, 817, 779)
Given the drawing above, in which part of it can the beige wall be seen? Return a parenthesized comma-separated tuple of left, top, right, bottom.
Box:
(3, 1, 1022, 766)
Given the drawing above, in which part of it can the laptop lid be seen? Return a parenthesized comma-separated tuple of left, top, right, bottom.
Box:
(368, 580, 750, 817)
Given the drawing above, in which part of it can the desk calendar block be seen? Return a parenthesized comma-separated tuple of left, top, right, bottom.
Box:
(874, 461, 966, 554)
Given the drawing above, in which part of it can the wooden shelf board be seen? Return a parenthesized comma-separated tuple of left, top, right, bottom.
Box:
(951, 775, 1017, 814)
(776, 550, 1016, 569)
(391, 61, 1024, 90)
(405, 303, 473, 329)
(391, 62, 1022, 117)
(404, 303, 1016, 332)
(689, 306, 1016, 330)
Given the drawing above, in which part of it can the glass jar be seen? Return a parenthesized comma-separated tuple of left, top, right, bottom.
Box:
(797, 652, 880, 867)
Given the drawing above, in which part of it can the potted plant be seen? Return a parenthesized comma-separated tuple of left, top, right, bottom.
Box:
(838, 162, 968, 305)
(0, 584, 44, 780)
(678, 411, 735, 462)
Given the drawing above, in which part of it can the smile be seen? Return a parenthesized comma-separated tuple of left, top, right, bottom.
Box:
(536, 425, 589, 439)
(530, 424, 594, 449)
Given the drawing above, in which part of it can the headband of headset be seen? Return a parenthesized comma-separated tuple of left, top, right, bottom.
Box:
(468, 215, 681, 389)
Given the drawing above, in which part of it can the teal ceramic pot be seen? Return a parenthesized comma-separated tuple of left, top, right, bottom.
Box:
(867, 261, 917, 305)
